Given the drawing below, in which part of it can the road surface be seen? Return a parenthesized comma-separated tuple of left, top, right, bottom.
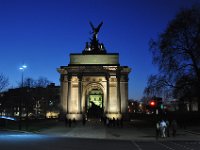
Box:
(0, 131, 200, 150)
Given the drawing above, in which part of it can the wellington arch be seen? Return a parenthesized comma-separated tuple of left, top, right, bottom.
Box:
(57, 22, 131, 120)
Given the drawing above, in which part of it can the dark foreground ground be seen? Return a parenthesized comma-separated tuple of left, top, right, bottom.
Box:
(0, 130, 200, 150)
(0, 118, 200, 150)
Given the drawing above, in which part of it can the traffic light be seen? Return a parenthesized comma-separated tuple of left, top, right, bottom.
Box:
(160, 104, 164, 109)
(149, 100, 156, 107)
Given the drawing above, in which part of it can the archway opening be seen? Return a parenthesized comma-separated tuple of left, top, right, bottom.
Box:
(86, 88, 103, 119)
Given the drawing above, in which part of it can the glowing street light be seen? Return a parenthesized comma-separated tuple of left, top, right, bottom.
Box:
(19, 65, 27, 70)
(19, 64, 27, 87)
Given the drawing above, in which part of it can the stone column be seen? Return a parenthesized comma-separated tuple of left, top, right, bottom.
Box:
(67, 74, 72, 113)
(78, 75, 82, 113)
(106, 74, 110, 113)
(61, 75, 68, 113)
(60, 75, 64, 112)
(117, 73, 121, 113)
(125, 75, 129, 113)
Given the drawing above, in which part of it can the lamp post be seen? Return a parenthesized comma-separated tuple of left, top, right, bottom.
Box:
(19, 65, 27, 87)
(18, 64, 27, 130)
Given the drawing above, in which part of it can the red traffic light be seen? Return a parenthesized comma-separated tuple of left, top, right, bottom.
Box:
(149, 100, 156, 107)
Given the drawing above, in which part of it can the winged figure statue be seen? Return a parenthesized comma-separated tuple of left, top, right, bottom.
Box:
(89, 21, 103, 39)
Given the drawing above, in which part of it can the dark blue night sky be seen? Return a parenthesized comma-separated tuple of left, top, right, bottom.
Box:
(0, 0, 197, 100)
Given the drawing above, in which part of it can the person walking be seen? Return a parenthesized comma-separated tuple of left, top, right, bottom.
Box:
(160, 120, 167, 138)
(68, 119, 72, 127)
(65, 117, 68, 126)
(165, 119, 170, 137)
(106, 117, 109, 127)
(171, 119, 177, 137)
(82, 115, 86, 126)
(156, 121, 160, 139)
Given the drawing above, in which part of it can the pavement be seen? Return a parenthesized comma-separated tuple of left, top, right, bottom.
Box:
(38, 119, 200, 141)
(1, 120, 200, 150)
(184, 126, 200, 135)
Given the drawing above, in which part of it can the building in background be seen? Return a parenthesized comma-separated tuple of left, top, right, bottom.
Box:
(0, 83, 60, 119)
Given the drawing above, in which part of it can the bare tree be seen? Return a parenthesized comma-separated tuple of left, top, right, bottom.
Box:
(23, 77, 35, 88)
(0, 73, 9, 92)
(20, 77, 51, 88)
(145, 6, 200, 108)
(35, 77, 50, 88)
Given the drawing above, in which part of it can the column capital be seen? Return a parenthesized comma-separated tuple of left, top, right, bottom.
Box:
(60, 75, 64, 82)
(60, 75, 68, 82)
(77, 74, 83, 81)
(67, 74, 72, 81)
(116, 69, 121, 79)
(124, 75, 129, 82)
(116, 74, 121, 81)
(105, 74, 110, 81)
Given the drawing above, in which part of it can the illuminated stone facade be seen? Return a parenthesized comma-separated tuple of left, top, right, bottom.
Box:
(57, 23, 131, 120)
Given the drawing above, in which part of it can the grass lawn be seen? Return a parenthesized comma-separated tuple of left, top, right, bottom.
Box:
(0, 119, 61, 132)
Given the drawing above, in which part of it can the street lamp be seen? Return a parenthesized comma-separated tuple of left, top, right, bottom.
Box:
(19, 65, 27, 87)
(18, 64, 27, 130)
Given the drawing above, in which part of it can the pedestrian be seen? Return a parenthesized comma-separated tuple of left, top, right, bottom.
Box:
(103, 116, 106, 126)
(160, 120, 167, 138)
(171, 119, 177, 137)
(106, 117, 109, 127)
(116, 118, 119, 127)
(120, 117, 123, 128)
(68, 118, 72, 127)
(156, 121, 160, 139)
(65, 117, 68, 126)
(73, 118, 76, 126)
(82, 115, 86, 126)
(113, 117, 116, 127)
(165, 119, 170, 137)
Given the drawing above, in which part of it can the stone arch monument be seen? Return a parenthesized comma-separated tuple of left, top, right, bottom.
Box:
(57, 22, 131, 120)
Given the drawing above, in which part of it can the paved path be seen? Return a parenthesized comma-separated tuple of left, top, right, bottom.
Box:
(39, 119, 200, 141)
(1, 130, 200, 150)
(1, 120, 200, 150)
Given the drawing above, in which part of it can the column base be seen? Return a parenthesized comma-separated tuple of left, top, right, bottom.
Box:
(66, 113, 82, 120)
(106, 113, 122, 119)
